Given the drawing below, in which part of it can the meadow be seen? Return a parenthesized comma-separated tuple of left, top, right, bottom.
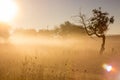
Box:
(0, 35, 120, 80)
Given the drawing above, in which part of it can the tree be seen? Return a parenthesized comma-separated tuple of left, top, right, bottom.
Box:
(55, 21, 85, 37)
(79, 8, 114, 54)
(0, 22, 11, 41)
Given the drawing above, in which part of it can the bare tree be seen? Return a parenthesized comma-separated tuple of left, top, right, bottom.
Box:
(79, 7, 114, 54)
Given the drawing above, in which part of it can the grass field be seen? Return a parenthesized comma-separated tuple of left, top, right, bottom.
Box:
(0, 35, 120, 80)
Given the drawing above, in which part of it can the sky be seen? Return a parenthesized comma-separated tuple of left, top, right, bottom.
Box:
(10, 0, 120, 34)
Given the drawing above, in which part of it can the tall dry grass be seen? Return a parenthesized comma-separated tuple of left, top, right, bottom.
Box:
(0, 36, 120, 80)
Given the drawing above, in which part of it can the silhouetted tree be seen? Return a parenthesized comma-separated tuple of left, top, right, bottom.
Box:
(0, 22, 11, 40)
(79, 7, 114, 54)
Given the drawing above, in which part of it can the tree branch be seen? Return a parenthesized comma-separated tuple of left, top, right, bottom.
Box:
(95, 33, 103, 37)
(79, 12, 94, 36)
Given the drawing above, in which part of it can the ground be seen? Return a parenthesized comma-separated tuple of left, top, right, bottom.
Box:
(0, 35, 120, 80)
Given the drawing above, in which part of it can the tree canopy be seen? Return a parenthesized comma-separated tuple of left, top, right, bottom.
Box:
(55, 21, 85, 37)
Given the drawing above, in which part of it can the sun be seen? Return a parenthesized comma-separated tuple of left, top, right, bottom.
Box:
(0, 0, 18, 22)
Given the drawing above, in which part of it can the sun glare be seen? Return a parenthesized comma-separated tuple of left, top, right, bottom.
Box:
(0, 0, 18, 22)
(103, 64, 113, 72)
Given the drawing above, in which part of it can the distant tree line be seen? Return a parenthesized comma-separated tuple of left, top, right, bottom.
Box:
(0, 22, 11, 40)
(0, 21, 86, 40)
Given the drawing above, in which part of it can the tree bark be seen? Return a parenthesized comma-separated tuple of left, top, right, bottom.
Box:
(100, 35, 105, 54)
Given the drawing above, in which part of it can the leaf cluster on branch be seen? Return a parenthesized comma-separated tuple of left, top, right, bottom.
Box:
(79, 7, 114, 37)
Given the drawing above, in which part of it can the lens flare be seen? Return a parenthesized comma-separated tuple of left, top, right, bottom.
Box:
(103, 64, 112, 72)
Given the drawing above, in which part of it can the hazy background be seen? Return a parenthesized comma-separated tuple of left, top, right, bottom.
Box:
(10, 0, 120, 35)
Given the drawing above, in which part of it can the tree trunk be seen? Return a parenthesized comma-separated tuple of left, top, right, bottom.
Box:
(100, 35, 105, 54)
